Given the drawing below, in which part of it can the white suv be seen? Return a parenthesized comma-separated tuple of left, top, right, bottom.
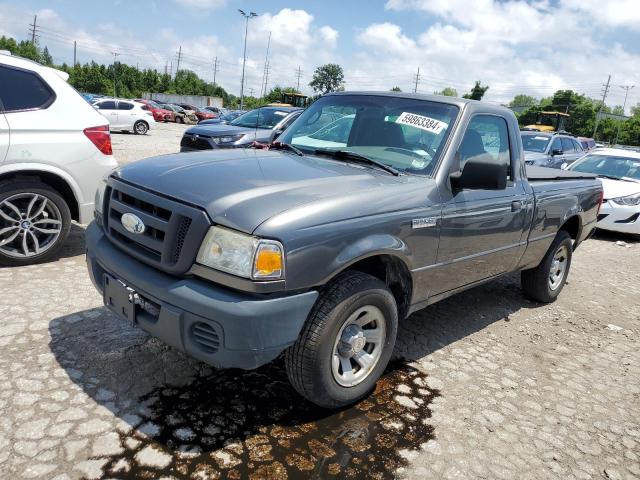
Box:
(0, 51, 117, 266)
(92, 98, 155, 134)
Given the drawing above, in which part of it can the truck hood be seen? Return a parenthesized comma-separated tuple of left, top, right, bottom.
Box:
(116, 149, 415, 233)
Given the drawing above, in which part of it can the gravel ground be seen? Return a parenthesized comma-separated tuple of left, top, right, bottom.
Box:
(0, 125, 639, 479)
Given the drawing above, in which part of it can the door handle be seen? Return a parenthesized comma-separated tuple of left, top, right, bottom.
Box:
(511, 200, 523, 211)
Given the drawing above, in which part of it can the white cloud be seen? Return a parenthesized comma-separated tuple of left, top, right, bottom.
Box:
(350, 0, 640, 106)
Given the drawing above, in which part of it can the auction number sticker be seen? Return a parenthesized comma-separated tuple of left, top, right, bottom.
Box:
(395, 112, 448, 134)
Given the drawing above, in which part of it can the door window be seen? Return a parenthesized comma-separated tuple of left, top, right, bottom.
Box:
(458, 115, 512, 180)
(117, 102, 134, 110)
(550, 137, 563, 153)
(561, 137, 575, 153)
(571, 139, 583, 152)
(0, 65, 55, 112)
(96, 101, 116, 110)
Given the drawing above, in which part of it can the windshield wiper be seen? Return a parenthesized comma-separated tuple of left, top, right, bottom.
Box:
(313, 149, 400, 176)
(270, 141, 304, 156)
(597, 174, 630, 181)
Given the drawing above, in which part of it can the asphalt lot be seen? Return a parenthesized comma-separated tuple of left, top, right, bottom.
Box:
(1, 122, 639, 479)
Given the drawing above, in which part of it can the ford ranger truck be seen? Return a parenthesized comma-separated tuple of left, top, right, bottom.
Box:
(86, 92, 603, 408)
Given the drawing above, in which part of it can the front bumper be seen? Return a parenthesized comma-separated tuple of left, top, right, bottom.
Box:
(597, 200, 640, 235)
(85, 223, 318, 369)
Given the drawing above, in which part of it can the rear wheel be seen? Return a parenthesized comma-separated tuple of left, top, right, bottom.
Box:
(285, 271, 398, 408)
(521, 230, 573, 303)
(0, 180, 71, 266)
(134, 120, 149, 135)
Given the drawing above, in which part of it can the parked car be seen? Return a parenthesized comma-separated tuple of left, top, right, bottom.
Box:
(93, 98, 156, 134)
(135, 99, 173, 123)
(87, 92, 602, 408)
(180, 107, 302, 151)
(203, 106, 226, 115)
(158, 103, 186, 123)
(197, 110, 244, 126)
(193, 107, 216, 122)
(521, 131, 585, 168)
(578, 136, 596, 152)
(566, 147, 640, 235)
(0, 51, 116, 265)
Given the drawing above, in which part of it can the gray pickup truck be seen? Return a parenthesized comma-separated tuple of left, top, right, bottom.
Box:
(86, 92, 603, 408)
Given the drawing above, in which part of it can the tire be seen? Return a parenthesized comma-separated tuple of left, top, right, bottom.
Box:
(134, 120, 149, 135)
(285, 271, 398, 408)
(521, 230, 573, 303)
(0, 179, 71, 266)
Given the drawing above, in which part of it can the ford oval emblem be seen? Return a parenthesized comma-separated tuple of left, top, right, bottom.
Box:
(121, 213, 145, 234)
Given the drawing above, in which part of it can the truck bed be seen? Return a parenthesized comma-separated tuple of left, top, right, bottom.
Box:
(526, 165, 597, 181)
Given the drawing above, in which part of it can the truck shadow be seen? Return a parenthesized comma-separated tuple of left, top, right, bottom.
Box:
(48, 272, 536, 479)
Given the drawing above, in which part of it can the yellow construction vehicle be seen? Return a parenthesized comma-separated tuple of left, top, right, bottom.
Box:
(268, 93, 310, 108)
(524, 111, 570, 132)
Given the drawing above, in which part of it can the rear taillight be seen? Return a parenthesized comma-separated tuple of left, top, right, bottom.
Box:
(84, 125, 112, 155)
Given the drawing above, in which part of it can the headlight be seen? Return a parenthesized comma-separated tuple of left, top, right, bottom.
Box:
(212, 134, 244, 144)
(611, 193, 640, 206)
(196, 226, 284, 280)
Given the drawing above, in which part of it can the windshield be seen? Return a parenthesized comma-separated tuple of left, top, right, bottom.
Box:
(569, 154, 640, 181)
(230, 108, 292, 129)
(278, 95, 459, 176)
(521, 134, 551, 153)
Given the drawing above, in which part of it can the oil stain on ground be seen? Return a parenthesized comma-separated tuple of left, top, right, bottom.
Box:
(97, 361, 438, 479)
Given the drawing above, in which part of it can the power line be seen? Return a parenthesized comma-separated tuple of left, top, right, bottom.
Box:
(295, 65, 304, 91)
(29, 15, 38, 44)
(593, 74, 611, 139)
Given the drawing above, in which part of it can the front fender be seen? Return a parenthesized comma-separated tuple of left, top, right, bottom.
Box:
(326, 234, 412, 283)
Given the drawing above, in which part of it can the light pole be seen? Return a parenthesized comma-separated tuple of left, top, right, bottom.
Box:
(238, 9, 258, 110)
(614, 85, 634, 145)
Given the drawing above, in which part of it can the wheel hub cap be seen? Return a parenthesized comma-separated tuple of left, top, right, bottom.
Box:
(338, 325, 366, 357)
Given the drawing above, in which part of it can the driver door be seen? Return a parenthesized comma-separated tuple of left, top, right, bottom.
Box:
(432, 114, 528, 294)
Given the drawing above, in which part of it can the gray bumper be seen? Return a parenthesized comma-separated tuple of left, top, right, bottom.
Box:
(85, 223, 318, 370)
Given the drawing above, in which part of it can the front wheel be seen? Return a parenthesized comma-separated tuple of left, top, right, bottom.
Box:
(285, 271, 398, 408)
(134, 120, 149, 135)
(521, 230, 573, 303)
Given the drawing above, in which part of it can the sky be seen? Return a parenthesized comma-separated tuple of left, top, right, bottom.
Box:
(1, 0, 640, 111)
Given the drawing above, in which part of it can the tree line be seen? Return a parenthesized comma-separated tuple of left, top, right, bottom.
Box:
(2, 35, 637, 145)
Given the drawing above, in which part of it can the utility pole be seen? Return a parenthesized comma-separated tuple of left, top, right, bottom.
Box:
(260, 32, 271, 98)
(175, 45, 182, 78)
(413, 67, 421, 93)
(249, 87, 255, 97)
(29, 15, 38, 44)
(212, 56, 219, 87)
(614, 84, 634, 145)
(593, 74, 611, 139)
(73, 41, 77, 65)
(111, 52, 120, 97)
(164, 60, 168, 75)
(295, 65, 303, 91)
(238, 9, 258, 110)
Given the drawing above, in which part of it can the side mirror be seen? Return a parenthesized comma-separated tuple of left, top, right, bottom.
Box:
(450, 156, 507, 191)
(551, 148, 563, 156)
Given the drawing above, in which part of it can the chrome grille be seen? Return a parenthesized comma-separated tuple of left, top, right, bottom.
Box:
(104, 179, 210, 275)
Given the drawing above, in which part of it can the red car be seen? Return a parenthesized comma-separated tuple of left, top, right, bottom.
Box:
(135, 99, 173, 123)
(176, 103, 217, 122)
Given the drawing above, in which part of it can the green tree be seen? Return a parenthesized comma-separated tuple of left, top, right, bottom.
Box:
(612, 105, 625, 116)
(434, 87, 457, 97)
(463, 81, 489, 101)
(631, 103, 640, 117)
(264, 86, 299, 103)
(509, 94, 537, 108)
(309, 64, 345, 95)
(390, 86, 402, 92)
(41, 46, 53, 66)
